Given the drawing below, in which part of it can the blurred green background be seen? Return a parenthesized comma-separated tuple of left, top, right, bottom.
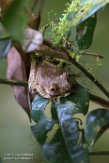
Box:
(0, 0, 109, 162)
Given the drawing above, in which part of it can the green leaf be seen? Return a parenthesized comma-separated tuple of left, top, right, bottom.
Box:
(0, 37, 12, 58)
(31, 95, 49, 122)
(60, 84, 89, 115)
(31, 118, 55, 144)
(76, 14, 97, 50)
(55, 100, 89, 163)
(84, 108, 109, 151)
(2, 0, 30, 42)
(43, 129, 72, 163)
(50, 0, 109, 44)
(31, 95, 54, 144)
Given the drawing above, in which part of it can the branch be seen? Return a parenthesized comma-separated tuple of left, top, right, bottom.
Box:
(68, 56, 109, 98)
(90, 93, 109, 108)
(80, 52, 103, 59)
(90, 151, 109, 156)
(0, 78, 28, 86)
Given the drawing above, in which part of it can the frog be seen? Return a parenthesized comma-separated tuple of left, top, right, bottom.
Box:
(28, 60, 72, 99)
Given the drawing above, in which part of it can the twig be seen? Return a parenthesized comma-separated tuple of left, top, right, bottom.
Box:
(31, 0, 39, 13)
(90, 151, 109, 156)
(65, 57, 107, 97)
(31, 0, 45, 14)
(68, 56, 109, 98)
(80, 52, 103, 59)
(0, 78, 28, 86)
(90, 93, 109, 108)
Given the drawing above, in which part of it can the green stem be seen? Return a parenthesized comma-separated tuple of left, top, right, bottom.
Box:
(0, 78, 28, 86)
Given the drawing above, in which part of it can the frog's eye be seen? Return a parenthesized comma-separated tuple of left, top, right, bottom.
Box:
(33, 88, 37, 93)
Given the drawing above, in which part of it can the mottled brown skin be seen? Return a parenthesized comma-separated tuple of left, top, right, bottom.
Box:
(28, 61, 72, 98)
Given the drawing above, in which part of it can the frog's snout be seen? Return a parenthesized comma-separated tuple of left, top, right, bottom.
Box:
(49, 83, 58, 94)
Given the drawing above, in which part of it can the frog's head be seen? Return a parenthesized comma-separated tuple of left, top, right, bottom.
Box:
(43, 72, 71, 98)
(36, 62, 72, 98)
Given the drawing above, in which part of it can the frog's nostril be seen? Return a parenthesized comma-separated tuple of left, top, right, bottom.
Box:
(33, 88, 37, 93)
(49, 84, 58, 92)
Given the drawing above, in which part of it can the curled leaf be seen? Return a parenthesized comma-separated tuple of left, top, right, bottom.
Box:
(7, 47, 31, 120)
(22, 27, 43, 52)
(84, 108, 109, 151)
(55, 100, 89, 163)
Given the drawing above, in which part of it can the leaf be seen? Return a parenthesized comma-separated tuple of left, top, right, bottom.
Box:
(55, 100, 89, 163)
(50, 0, 109, 44)
(60, 84, 89, 115)
(76, 14, 97, 50)
(43, 129, 72, 163)
(2, 0, 30, 42)
(0, 37, 12, 58)
(84, 108, 109, 151)
(31, 95, 55, 144)
(0, 22, 12, 58)
(68, 0, 109, 24)
(31, 118, 54, 144)
(31, 95, 49, 122)
(7, 47, 31, 120)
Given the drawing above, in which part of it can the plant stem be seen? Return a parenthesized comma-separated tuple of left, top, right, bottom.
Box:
(68, 56, 109, 98)
(90, 93, 109, 108)
(80, 52, 103, 59)
(90, 151, 109, 156)
(0, 78, 28, 86)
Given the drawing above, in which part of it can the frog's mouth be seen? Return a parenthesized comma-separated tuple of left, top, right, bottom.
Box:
(43, 84, 71, 99)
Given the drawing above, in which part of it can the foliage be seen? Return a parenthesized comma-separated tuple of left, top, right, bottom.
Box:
(43, 0, 109, 45)
(2, 0, 30, 42)
(0, 0, 109, 163)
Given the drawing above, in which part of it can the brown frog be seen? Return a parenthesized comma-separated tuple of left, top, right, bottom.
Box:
(28, 61, 72, 98)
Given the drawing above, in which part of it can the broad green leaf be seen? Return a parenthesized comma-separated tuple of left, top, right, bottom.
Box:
(31, 95, 49, 122)
(2, 0, 30, 42)
(76, 14, 97, 50)
(43, 129, 72, 163)
(50, 0, 109, 44)
(31, 95, 54, 144)
(31, 118, 55, 144)
(60, 84, 89, 115)
(0, 37, 12, 58)
(55, 100, 89, 163)
(84, 108, 109, 151)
